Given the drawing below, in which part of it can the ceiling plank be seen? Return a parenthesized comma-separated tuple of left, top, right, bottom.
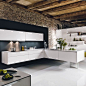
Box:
(35, 0, 81, 11)
(6, 0, 13, 3)
(2, 0, 19, 3)
(54, 10, 86, 19)
(60, 14, 86, 21)
(48, 2, 86, 16)
(27, 0, 59, 10)
(71, 21, 86, 24)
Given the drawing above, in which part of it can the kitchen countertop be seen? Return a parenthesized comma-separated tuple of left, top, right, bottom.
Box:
(3, 48, 44, 52)
(2, 48, 85, 53)
(45, 49, 85, 52)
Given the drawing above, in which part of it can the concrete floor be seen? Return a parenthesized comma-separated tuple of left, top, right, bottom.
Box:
(16, 58, 86, 86)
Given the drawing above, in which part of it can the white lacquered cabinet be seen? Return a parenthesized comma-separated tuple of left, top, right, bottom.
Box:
(58, 50, 85, 63)
(0, 29, 25, 41)
(2, 51, 29, 65)
(8, 55, 29, 64)
(29, 54, 40, 60)
(25, 32, 43, 41)
(29, 49, 44, 60)
(2, 49, 44, 65)
(45, 50, 59, 60)
(59, 51, 77, 63)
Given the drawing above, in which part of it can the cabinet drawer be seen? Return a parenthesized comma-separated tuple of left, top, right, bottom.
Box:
(29, 54, 40, 60)
(8, 51, 28, 57)
(45, 50, 59, 59)
(29, 50, 43, 55)
(59, 52, 77, 63)
(8, 55, 29, 64)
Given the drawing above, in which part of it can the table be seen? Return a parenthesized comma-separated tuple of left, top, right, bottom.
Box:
(0, 68, 31, 86)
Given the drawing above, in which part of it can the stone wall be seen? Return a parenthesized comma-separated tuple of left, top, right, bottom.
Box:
(0, 2, 61, 48)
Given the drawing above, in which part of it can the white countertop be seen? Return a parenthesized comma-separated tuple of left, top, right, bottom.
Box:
(2, 48, 85, 53)
(45, 49, 85, 52)
(3, 48, 44, 52)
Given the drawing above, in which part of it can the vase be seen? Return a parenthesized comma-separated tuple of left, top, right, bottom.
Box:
(60, 44, 63, 50)
(63, 46, 65, 50)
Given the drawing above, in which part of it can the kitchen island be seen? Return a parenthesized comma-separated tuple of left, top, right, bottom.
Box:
(2, 49, 85, 68)
(45, 49, 85, 68)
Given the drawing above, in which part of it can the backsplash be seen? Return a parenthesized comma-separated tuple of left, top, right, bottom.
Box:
(0, 41, 44, 52)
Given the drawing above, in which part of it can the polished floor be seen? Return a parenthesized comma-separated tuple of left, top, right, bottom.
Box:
(16, 58, 86, 86)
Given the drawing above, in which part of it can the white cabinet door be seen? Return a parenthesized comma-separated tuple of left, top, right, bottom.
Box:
(13, 31, 25, 41)
(29, 49, 43, 55)
(45, 50, 59, 60)
(0, 29, 25, 41)
(59, 51, 77, 63)
(8, 55, 29, 64)
(29, 53, 40, 60)
(26, 32, 43, 41)
(8, 51, 29, 57)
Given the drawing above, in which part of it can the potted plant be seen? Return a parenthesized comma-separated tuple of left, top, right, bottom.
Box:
(62, 42, 67, 50)
(56, 38, 67, 50)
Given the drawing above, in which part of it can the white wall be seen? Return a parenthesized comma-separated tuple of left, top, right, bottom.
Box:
(57, 26, 86, 50)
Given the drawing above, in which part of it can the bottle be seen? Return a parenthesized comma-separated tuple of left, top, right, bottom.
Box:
(25, 45, 27, 51)
(22, 46, 24, 51)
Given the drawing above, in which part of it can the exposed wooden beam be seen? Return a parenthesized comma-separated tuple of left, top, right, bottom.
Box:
(60, 14, 86, 21)
(77, 23, 86, 26)
(42, 0, 83, 14)
(48, 2, 86, 16)
(71, 21, 86, 24)
(27, 0, 59, 10)
(6, 0, 13, 3)
(1, 0, 19, 3)
(54, 10, 86, 19)
(36, 0, 81, 12)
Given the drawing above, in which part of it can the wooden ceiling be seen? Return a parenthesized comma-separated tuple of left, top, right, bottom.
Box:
(1, 0, 86, 27)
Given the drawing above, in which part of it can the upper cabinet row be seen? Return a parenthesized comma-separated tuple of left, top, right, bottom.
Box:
(0, 29, 43, 41)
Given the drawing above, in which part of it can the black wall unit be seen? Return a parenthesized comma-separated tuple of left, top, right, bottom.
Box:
(0, 19, 48, 64)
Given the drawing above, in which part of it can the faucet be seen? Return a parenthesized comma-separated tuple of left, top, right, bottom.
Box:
(34, 46, 36, 49)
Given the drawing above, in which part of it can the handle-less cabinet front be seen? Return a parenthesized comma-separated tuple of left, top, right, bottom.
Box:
(0, 29, 25, 41)
(59, 51, 77, 63)
(26, 32, 43, 41)
(45, 50, 59, 60)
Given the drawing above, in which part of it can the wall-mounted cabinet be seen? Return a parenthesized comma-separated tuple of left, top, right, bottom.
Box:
(0, 29, 25, 41)
(25, 32, 43, 41)
(0, 29, 44, 41)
